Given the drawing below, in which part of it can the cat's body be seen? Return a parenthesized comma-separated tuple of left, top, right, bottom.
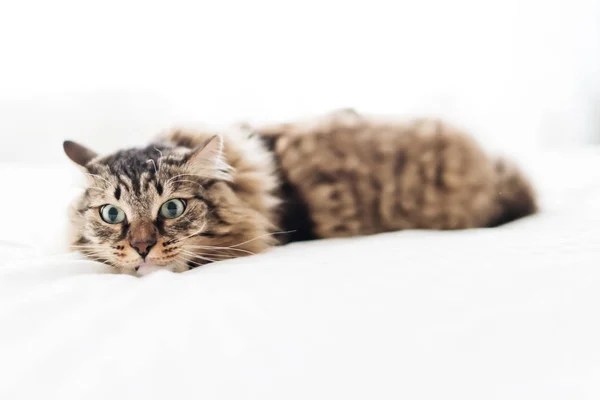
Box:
(64, 110, 536, 274)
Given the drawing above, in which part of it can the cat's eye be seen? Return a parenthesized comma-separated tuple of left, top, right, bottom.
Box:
(160, 199, 186, 219)
(100, 205, 126, 224)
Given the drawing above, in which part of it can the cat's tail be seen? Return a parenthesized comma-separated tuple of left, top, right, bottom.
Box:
(489, 158, 538, 227)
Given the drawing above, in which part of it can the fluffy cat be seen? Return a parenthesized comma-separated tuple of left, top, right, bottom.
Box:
(64, 109, 536, 274)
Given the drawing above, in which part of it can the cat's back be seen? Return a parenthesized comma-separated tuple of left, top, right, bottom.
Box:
(258, 110, 536, 239)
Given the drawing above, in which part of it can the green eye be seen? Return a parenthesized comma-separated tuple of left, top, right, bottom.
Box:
(160, 199, 186, 219)
(100, 205, 126, 224)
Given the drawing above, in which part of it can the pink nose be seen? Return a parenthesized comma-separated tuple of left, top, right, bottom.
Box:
(128, 221, 158, 258)
(130, 239, 156, 257)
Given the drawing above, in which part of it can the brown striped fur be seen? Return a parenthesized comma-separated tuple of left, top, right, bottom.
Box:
(64, 109, 537, 274)
(258, 109, 537, 238)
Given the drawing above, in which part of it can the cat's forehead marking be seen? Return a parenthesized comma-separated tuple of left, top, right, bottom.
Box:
(84, 145, 198, 221)
(96, 145, 178, 176)
(92, 146, 180, 188)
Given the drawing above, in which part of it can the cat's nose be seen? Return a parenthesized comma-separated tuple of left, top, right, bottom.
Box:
(130, 239, 156, 258)
(127, 221, 158, 258)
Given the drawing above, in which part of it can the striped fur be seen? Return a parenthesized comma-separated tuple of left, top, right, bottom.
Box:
(65, 109, 537, 274)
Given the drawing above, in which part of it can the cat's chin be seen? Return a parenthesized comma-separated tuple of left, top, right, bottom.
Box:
(136, 263, 170, 276)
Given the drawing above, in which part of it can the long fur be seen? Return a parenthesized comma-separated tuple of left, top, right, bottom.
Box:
(66, 109, 537, 273)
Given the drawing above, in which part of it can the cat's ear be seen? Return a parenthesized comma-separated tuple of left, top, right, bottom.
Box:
(63, 140, 98, 167)
(186, 135, 233, 181)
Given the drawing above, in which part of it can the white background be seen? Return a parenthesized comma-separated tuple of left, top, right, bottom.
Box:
(0, 0, 599, 164)
(2, 3, 600, 398)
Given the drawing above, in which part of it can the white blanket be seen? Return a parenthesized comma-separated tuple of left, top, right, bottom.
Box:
(1, 150, 599, 400)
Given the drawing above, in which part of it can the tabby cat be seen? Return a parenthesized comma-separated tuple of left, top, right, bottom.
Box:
(64, 109, 536, 274)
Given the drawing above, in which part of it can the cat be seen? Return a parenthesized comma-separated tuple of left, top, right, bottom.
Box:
(64, 109, 537, 274)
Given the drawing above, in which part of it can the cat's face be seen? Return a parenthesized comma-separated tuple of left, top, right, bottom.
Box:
(64, 135, 273, 274)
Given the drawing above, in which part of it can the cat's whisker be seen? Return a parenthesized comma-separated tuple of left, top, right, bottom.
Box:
(146, 159, 158, 175)
(74, 248, 108, 254)
(173, 221, 207, 243)
(85, 255, 106, 262)
(183, 253, 215, 262)
(185, 245, 256, 256)
(70, 247, 117, 261)
(154, 147, 164, 171)
(178, 251, 218, 263)
(75, 253, 110, 260)
(79, 252, 111, 259)
(194, 254, 232, 260)
(183, 260, 203, 269)
(172, 258, 192, 270)
(179, 254, 230, 264)
(70, 248, 106, 252)
(80, 254, 113, 267)
(71, 247, 110, 252)
(180, 249, 233, 260)
(182, 249, 233, 257)
(229, 230, 296, 248)
(190, 255, 217, 263)
(177, 253, 203, 264)
(165, 174, 203, 188)
(101, 260, 118, 269)
(176, 254, 205, 268)
(76, 248, 106, 253)
(174, 254, 193, 264)
(82, 252, 120, 269)
(180, 248, 240, 260)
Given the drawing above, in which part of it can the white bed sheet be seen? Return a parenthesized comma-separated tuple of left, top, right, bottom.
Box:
(0, 150, 599, 400)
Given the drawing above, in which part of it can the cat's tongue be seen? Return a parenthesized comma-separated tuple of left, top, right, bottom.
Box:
(136, 263, 165, 276)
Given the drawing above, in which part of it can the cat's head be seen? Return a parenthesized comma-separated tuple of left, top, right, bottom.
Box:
(64, 130, 279, 274)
